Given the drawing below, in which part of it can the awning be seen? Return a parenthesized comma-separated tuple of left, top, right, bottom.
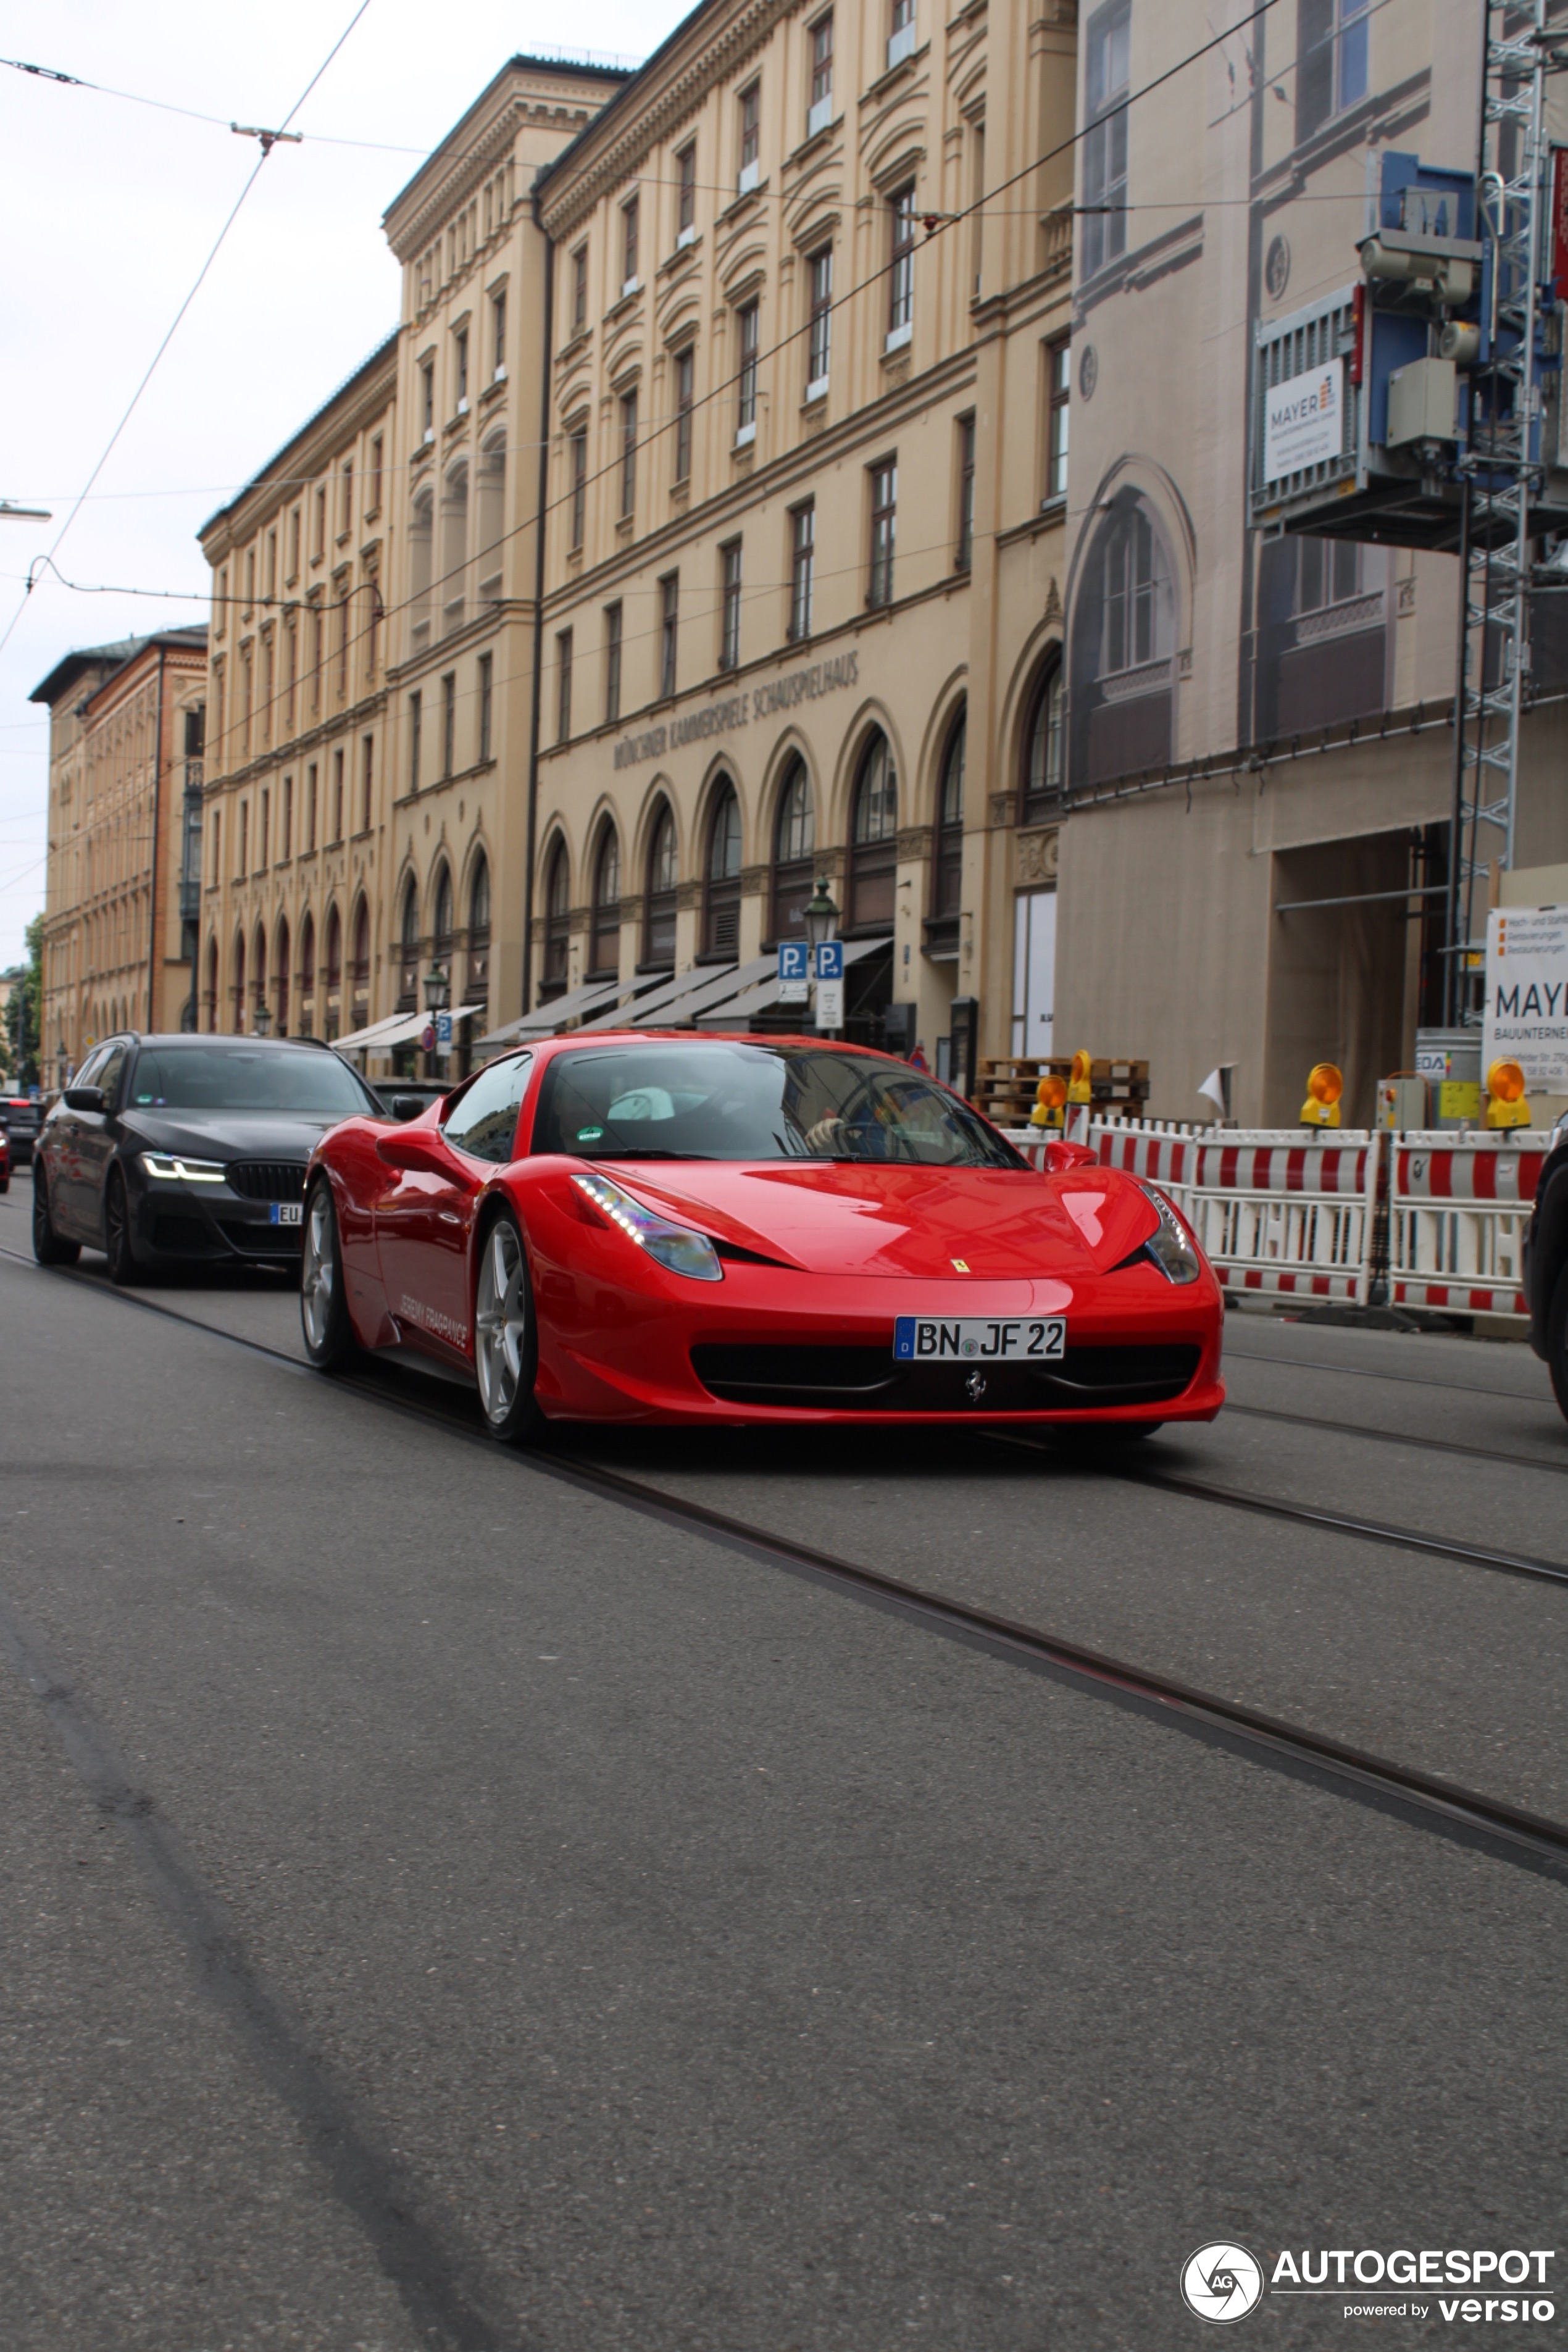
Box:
(577, 965, 721, 1031)
(336, 1004, 480, 1054)
(475, 978, 628, 1051)
(694, 935, 893, 1027)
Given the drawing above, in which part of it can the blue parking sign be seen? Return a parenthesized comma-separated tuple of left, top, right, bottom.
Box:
(778, 941, 809, 982)
(814, 940, 844, 981)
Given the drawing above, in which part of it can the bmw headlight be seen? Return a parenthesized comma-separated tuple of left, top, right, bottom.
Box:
(141, 1153, 227, 1184)
(1138, 1183, 1203, 1285)
(572, 1171, 723, 1282)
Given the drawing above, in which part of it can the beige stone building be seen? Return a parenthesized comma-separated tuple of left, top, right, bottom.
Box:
(33, 630, 208, 1077)
(524, 0, 1078, 1073)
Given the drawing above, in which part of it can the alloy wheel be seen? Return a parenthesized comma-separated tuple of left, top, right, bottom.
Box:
(301, 1183, 336, 1354)
(475, 1220, 527, 1424)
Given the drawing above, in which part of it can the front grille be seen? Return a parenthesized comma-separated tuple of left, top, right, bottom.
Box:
(227, 1159, 307, 1203)
(690, 1342, 1202, 1412)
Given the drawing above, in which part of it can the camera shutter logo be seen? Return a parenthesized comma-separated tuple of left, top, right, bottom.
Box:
(1181, 2243, 1264, 2324)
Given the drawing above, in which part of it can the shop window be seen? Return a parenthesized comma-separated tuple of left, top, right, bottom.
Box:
(467, 855, 491, 1007)
(590, 827, 621, 978)
(644, 801, 678, 967)
(927, 707, 965, 956)
(771, 756, 815, 943)
(703, 780, 743, 957)
(849, 730, 898, 930)
(398, 880, 420, 1009)
(541, 841, 570, 998)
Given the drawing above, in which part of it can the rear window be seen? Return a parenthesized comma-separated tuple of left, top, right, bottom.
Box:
(128, 1045, 373, 1115)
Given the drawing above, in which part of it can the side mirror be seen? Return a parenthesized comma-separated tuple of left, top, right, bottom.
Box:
(390, 1094, 427, 1122)
(62, 1086, 106, 1114)
(1039, 1138, 1098, 1173)
(377, 1127, 453, 1178)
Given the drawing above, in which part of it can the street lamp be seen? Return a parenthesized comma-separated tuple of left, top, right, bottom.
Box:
(423, 962, 451, 1012)
(251, 1001, 273, 1038)
(802, 878, 840, 953)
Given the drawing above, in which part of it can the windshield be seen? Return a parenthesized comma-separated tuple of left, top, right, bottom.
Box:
(127, 1045, 373, 1116)
(532, 1043, 1024, 1169)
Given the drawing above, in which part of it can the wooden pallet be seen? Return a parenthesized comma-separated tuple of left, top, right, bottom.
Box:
(976, 1055, 1149, 1122)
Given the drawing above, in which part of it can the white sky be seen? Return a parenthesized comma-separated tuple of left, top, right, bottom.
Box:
(0, 0, 678, 969)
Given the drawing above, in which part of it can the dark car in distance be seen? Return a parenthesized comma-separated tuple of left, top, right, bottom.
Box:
(0, 1093, 41, 1167)
(33, 1032, 385, 1283)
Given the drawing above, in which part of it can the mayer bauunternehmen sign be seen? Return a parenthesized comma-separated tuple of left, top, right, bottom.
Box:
(1262, 356, 1344, 482)
(1484, 904, 1568, 1091)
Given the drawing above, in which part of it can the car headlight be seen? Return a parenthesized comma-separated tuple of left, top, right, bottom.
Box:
(1137, 1182, 1203, 1285)
(141, 1153, 228, 1184)
(572, 1171, 723, 1282)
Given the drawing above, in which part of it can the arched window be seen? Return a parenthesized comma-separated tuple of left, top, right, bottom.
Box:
(398, 878, 420, 1008)
(275, 917, 291, 1036)
(643, 801, 677, 968)
(410, 488, 433, 654)
(929, 707, 965, 953)
(541, 839, 570, 998)
(204, 936, 219, 1032)
(299, 910, 316, 1032)
(350, 898, 370, 1014)
(432, 864, 453, 972)
(849, 730, 898, 930)
(590, 825, 621, 978)
(231, 930, 246, 1032)
(1071, 491, 1176, 788)
(1020, 662, 1064, 826)
(252, 922, 269, 1026)
(770, 757, 815, 945)
(703, 779, 742, 958)
(467, 854, 491, 1007)
(324, 904, 342, 995)
(477, 435, 506, 607)
(441, 462, 469, 636)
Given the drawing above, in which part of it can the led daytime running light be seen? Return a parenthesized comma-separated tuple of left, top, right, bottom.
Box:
(141, 1152, 227, 1184)
(572, 1171, 723, 1282)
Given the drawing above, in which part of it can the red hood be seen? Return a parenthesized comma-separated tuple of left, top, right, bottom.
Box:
(598, 1159, 1159, 1279)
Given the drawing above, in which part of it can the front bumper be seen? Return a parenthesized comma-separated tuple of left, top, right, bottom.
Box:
(133, 1171, 306, 1262)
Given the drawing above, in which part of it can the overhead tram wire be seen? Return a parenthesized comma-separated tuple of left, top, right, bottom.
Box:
(0, 0, 376, 665)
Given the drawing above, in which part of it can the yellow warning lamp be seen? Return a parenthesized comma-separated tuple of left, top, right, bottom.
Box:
(1067, 1048, 1094, 1106)
(1299, 1062, 1343, 1128)
(1030, 1072, 1069, 1130)
(1486, 1057, 1532, 1130)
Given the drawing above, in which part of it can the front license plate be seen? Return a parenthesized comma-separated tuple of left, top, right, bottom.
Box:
(894, 1315, 1066, 1363)
(269, 1201, 303, 1226)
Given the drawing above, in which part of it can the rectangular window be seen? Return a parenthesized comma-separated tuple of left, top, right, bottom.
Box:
(367, 580, 382, 679)
(369, 435, 383, 512)
(1043, 337, 1071, 503)
(311, 604, 323, 711)
(442, 672, 456, 777)
(333, 748, 345, 842)
(807, 246, 832, 393)
(307, 763, 318, 851)
(675, 348, 695, 482)
(361, 734, 373, 833)
(283, 775, 293, 861)
(478, 651, 493, 762)
(790, 501, 815, 640)
(285, 620, 298, 731)
(604, 603, 623, 724)
(314, 485, 327, 558)
(720, 541, 743, 671)
(266, 530, 277, 599)
(211, 807, 221, 885)
(238, 801, 248, 877)
(571, 244, 588, 332)
(889, 0, 916, 69)
(557, 632, 573, 742)
(259, 788, 270, 871)
(336, 587, 349, 696)
(956, 413, 976, 570)
(246, 549, 256, 609)
(869, 461, 897, 607)
(262, 636, 274, 743)
(620, 390, 638, 519)
(420, 360, 435, 438)
(289, 508, 301, 578)
(736, 302, 759, 439)
(491, 290, 506, 379)
(809, 14, 834, 132)
(341, 459, 353, 538)
(409, 692, 422, 794)
(677, 144, 697, 238)
(738, 83, 761, 191)
(456, 328, 469, 409)
(1082, 1, 1130, 278)
(217, 566, 228, 635)
(659, 573, 678, 699)
(622, 197, 640, 294)
(570, 428, 588, 549)
(1298, 0, 1370, 142)
(888, 185, 915, 342)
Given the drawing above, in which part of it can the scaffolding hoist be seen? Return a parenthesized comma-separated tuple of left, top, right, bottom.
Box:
(1249, 0, 1568, 1027)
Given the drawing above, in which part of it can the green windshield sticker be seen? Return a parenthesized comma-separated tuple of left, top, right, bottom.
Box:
(577, 1124, 606, 1142)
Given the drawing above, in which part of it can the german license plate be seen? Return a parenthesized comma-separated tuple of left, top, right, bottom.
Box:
(269, 1201, 302, 1226)
(894, 1316, 1066, 1362)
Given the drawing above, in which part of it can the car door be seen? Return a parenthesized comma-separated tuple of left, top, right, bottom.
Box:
(74, 1042, 130, 1243)
(49, 1046, 108, 1235)
(375, 1054, 532, 1359)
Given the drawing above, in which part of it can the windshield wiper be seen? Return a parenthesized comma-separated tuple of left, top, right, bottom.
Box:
(583, 1147, 721, 1160)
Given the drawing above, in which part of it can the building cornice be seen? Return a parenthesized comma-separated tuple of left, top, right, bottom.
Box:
(200, 339, 399, 555)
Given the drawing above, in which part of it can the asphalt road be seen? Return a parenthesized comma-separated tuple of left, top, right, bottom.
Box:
(2, 1186, 1566, 2348)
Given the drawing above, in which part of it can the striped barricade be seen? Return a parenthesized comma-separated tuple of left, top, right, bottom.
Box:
(1386, 1132, 1553, 1317)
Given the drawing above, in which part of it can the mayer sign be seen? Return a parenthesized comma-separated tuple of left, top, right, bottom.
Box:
(1484, 904, 1568, 1091)
(1262, 356, 1344, 482)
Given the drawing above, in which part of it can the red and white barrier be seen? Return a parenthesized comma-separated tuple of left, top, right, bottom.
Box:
(1385, 1131, 1553, 1317)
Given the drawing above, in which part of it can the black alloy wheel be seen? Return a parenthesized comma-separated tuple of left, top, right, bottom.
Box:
(299, 1175, 359, 1372)
(473, 1210, 546, 1446)
(1546, 1261, 1568, 1425)
(31, 1170, 80, 1266)
(103, 1168, 141, 1287)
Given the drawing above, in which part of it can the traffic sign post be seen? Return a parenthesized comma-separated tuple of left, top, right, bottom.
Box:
(813, 940, 844, 1032)
(436, 1010, 454, 1056)
(777, 941, 810, 1004)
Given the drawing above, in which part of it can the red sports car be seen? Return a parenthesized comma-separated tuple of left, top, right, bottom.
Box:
(300, 1032, 1224, 1441)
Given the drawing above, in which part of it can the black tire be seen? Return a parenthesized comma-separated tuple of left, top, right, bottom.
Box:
(473, 1210, 547, 1445)
(31, 1170, 79, 1266)
(1547, 1261, 1568, 1424)
(299, 1175, 359, 1371)
(103, 1168, 142, 1286)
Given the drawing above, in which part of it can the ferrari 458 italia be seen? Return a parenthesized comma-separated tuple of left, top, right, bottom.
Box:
(300, 1033, 1224, 1439)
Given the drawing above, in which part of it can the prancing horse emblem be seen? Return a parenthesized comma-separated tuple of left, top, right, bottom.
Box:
(965, 1370, 988, 1403)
